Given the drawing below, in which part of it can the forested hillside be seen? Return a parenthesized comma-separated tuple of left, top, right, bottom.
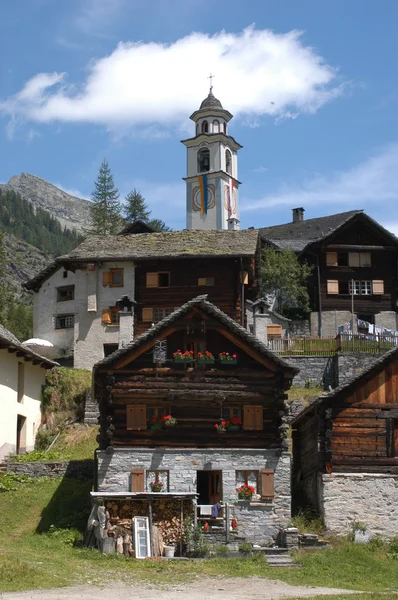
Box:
(0, 188, 83, 256)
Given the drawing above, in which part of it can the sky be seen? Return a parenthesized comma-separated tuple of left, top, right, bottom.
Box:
(1, 0, 398, 233)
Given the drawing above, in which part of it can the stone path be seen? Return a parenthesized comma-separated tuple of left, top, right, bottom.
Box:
(0, 578, 361, 600)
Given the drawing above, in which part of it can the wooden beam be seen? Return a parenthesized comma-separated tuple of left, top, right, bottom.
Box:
(215, 327, 279, 371)
(110, 328, 178, 370)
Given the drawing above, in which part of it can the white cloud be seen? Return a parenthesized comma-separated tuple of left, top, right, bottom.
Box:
(242, 144, 398, 212)
(1, 27, 343, 131)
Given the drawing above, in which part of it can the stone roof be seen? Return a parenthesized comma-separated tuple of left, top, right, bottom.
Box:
(25, 229, 259, 291)
(94, 294, 299, 375)
(0, 324, 58, 368)
(58, 229, 259, 262)
(259, 210, 364, 252)
(199, 89, 223, 110)
(291, 347, 398, 426)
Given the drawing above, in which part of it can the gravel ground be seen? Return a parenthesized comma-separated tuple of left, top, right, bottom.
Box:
(0, 578, 361, 600)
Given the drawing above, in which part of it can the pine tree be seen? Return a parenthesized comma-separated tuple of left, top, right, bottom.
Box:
(124, 189, 151, 223)
(89, 159, 122, 235)
(148, 218, 172, 232)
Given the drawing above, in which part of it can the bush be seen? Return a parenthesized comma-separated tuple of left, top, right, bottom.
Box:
(42, 367, 91, 427)
(183, 519, 210, 558)
(214, 544, 229, 557)
(0, 472, 31, 493)
(238, 541, 253, 554)
(34, 428, 56, 451)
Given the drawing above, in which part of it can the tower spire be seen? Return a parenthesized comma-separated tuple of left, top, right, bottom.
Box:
(207, 72, 215, 91)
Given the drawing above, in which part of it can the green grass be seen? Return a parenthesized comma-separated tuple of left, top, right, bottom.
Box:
(289, 596, 398, 600)
(11, 425, 98, 463)
(0, 476, 397, 593)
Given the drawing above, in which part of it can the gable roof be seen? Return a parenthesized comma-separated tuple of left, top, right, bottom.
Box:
(259, 210, 398, 253)
(292, 346, 398, 426)
(117, 220, 158, 235)
(93, 295, 298, 375)
(0, 324, 58, 368)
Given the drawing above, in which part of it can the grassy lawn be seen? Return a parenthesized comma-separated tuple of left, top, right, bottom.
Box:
(0, 476, 397, 594)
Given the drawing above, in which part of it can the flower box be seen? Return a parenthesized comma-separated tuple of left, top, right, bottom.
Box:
(220, 359, 238, 365)
(161, 415, 177, 428)
(197, 358, 215, 364)
(227, 424, 241, 432)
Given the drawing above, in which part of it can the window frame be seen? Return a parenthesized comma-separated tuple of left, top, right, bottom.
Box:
(54, 314, 74, 330)
(222, 406, 242, 421)
(146, 272, 170, 288)
(146, 469, 169, 492)
(198, 277, 214, 286)
(101, 306, 120, 326)
(236, 469, 259, 494)
(102, 268, 124, 288)
(56, 285, 75, 302)
(153, 307, 174, 322)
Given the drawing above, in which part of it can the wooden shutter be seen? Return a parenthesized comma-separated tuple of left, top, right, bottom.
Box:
(240, 271, 249, 284)
(267, 324, 282, 336)
(327, 280, 339, 294)
(261, 469, 274, 500)
(126, 405, 147, 431)
(372, 280, 384, 295)
(101, 309, 112, 324)
(348, 252, 360, 267)
(102, 271, 112, 286)
(360, 252, 371, 267)
(198, 278, 207, 286)
(146, 273, 158, 288)
(131, 469, 145, 492)
(326, 252, 338, 267)
(142, 308, 153, 322)
(243, 405, 263, 431)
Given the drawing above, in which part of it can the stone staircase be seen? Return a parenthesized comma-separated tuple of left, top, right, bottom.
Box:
(84, 391, 99, 426)
(254, 546, 298, 568)
(0, 454, 11, 474)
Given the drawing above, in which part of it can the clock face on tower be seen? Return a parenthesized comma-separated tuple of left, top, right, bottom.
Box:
(192, 184, 216, 211)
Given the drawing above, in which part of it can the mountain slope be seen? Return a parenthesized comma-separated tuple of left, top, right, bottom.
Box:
(2, 232, 49, 291)
(1, 173, 91, 232)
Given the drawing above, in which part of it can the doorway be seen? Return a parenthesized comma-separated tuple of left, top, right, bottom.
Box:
(16, 415, 26, 455)
(196, 470, 222, 504)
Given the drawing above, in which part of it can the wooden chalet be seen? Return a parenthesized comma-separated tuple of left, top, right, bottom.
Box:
(92, 295, 298, 549)
(260, 209, 398, 336)
(292, 347, 398, 536)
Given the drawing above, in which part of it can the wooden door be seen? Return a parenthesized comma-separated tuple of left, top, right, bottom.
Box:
(208, 470, 222, 504)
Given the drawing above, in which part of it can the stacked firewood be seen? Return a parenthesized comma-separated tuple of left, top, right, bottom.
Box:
(104, 498, 193, 546)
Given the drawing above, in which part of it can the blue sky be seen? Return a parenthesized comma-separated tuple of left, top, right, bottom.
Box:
(1, 0, 398, 232)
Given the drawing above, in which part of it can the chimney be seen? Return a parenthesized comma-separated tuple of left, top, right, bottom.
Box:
(292, 207, 305, 223)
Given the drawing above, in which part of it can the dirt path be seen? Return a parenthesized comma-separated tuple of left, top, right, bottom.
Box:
(0, 578, 361, 600)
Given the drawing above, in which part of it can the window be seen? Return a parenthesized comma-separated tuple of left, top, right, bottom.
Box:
(62, 270, 68, 279)
(201, 120, 208, 133)
(198, 148, 210, 173)
(225, 149, 232, 175)
(54, 314, 74, 329)
(236, 470, 259, 494)
(223, 122, 227, 134)
(102, 269, 124, 287)
(243, 405, 263, 430)
(326, 251, 372, 268)
(147, 406, 166, 424)
(101, 306, 120, 326)
(146, 470, 169, 491)
(126, 405, 147, 431)
(198, 277, 214, 286)
(212, 119, 220, 133)
(57, 285, 74, 302)
(146, 272, 170, 288)
(222, 406, 242, 421)
(103, 343, 118, 357)
(153, 308, 174, 322)
(328, 280, 383, 295)
(350, 280, 373, 295)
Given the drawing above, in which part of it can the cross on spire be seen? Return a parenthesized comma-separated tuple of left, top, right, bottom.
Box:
(207, 72, 215, 91)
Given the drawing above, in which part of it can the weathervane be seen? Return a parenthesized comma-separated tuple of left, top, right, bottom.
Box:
(207, 72, 215, 91)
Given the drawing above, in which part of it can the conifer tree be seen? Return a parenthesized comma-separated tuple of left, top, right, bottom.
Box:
(90, 159, 122, 235)
(124, 189, 151, 223)
(148, 218, 172, 232)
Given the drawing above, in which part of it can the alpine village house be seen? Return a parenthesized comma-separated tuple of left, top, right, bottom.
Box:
(23, 87, 398, 552)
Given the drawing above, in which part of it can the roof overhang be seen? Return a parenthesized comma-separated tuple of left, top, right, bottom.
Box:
(181, 133, 242, 151)
(189, 108, 233, 122)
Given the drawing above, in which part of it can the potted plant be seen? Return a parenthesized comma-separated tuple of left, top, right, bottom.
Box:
(149, 416, 163, 430)
(161, 415, 177, 428)
(197, 350, 215, 364)
(227, 417, 242, 432)
(150, 481, 164, 492)
(215, 420, 228, 433)
(173, 349, 194, 363)
(236, 484, 255, 500)
(218, 352, 238, 365)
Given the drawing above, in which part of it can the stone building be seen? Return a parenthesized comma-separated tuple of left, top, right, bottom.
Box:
(292, 347, 398, 537)
(0, 325, 56, 460)
(260, 208, 398, 336)
(92, 295, 298, 548)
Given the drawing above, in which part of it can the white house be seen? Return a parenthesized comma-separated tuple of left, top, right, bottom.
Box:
(0, 325, 57, 460)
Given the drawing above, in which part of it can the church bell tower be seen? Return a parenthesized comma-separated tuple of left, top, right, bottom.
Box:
(182, 84, 242, 230)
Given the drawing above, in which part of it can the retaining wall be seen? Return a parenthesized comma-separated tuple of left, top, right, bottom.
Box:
(7, 459, 94, 479)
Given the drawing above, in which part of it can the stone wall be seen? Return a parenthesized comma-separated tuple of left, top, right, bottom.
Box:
(97, 448, 291, 545)
(286, 356, 336, 388)
(374, 311, 397, 330)
(319, 473, 398, 537)
(289, 319, 311, 337)
(336, 353, 378, 387)
(7, 459, 93, 479)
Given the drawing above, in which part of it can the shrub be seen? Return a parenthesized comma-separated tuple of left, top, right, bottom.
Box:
(42, 367, 91, 426)
(238, 541, 253, 554)
(34, 428, 56, 451)
(214, 544, 229, 557)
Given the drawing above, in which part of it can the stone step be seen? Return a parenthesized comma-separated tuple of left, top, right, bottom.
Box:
(254, 547, 289, 555)
(266, 555, 299, 568)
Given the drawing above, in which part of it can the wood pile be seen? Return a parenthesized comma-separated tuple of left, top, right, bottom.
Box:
(105, 498, 193, 546)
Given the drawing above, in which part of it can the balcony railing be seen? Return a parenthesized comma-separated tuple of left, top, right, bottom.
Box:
(267, 333, 398, 356)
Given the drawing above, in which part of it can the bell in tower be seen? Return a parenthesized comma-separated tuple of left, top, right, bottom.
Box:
(181, 81, 242, 231)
